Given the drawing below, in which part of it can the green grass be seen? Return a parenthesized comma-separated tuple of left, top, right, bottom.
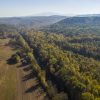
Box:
(0, 39, 17, 100)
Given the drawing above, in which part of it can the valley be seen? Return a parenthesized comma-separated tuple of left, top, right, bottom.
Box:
(0, 15, 100, 100)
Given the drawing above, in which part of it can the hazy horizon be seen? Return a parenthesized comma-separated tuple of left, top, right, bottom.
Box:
(0, 0, 100, 17)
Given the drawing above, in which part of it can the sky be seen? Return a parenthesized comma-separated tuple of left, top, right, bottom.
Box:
(0, 0, 100, 17)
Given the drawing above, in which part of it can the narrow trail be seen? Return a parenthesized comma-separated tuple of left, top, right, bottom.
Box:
(16, 64, 48, 100)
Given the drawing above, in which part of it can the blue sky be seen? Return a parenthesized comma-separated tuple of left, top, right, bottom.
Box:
(0, 0, 100, 17)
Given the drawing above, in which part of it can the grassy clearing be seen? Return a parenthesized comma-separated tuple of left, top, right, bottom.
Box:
(0, 39, 17, 100)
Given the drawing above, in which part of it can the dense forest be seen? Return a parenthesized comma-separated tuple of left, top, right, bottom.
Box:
(0, 16, 100, 100)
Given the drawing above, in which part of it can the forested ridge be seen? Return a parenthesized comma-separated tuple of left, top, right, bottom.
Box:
(44, 16, 100, 35)
(0, 16, 100, 100)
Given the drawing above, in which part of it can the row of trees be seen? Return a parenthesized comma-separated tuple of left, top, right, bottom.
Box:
(12, 32, 68, 100)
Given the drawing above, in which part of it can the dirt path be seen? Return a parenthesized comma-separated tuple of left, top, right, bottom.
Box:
(16, 64, 48, 100)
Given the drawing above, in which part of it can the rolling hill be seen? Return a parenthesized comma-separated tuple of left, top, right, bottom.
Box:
(45, 16, 100, 35)
(0, 15, 66, 28)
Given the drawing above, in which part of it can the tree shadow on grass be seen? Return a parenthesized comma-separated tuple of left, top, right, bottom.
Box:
(25, 84, 40, 93)
(22, 70, 35, 81)
(23, 65, 32, 72)
(6, 58, 16, 65)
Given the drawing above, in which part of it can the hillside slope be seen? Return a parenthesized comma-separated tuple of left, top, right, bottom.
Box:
(45, 16, 100, 35)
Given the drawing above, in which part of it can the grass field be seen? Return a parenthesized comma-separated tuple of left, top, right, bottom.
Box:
(0, 39, 17, 100)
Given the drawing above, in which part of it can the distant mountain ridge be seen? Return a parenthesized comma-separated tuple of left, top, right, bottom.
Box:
(54, 16, 100, 26)
(0, 15, 66, 28)
(76, 14, 100, 17)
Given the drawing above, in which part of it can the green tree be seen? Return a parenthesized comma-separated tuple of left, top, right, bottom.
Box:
(81, 92, 94, 100)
